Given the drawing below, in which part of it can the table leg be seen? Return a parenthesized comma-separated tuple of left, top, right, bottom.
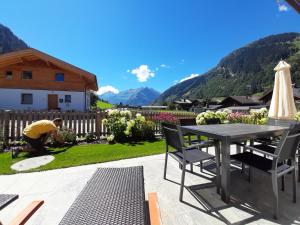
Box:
(215, 141, 221, 194)
(221, 138, 231, 203)
(236, 144, 241, 154)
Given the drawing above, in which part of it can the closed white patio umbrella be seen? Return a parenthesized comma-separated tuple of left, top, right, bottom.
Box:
(268, 60, 297, 120)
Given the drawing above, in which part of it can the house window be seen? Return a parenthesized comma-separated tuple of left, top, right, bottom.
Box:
(5, 71, 13, 79)
(21, 94, 33, 104)
(22, 71, 32, 79)
(65, 95, 71, 103)
(55, 73, 64, 82)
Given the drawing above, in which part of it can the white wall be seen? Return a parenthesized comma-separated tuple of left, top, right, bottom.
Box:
(0, 88, 89, 111)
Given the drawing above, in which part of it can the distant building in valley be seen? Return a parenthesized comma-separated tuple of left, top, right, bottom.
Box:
(221, 96, 261, 108)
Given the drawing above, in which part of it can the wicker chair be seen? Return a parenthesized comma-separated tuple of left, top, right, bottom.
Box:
(162, 124, 220, 201)
(232, 123, 300, 219)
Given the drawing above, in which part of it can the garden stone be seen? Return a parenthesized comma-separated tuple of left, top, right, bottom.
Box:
(11, 155, 55, 172)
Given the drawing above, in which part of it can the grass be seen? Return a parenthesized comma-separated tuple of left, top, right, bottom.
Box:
(0, 140, 165, 175)
(96, 100, 113, 110)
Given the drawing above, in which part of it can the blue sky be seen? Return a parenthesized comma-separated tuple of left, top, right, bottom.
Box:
(0, 1, 299, 94)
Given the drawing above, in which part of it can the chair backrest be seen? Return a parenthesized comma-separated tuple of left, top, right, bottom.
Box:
(205, 118, 221, 125)
(179, 118, 196, 126)
(161, 122, 178, 130)
(275, 123, 300, 164)
(162, 125, 184, 151)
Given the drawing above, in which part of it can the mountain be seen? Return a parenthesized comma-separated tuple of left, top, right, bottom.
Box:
(100, 87, 160, 106)
(154, 32, 300, 104)
(0, 24, 29, 54)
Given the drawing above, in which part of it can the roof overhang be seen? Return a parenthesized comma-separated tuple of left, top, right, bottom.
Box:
(0, 48, 98, 91)
(285, 0, 300, 13)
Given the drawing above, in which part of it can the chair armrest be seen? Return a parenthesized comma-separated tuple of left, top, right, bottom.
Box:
(235, 142, 278, 158)
(184, 140, 215, 150)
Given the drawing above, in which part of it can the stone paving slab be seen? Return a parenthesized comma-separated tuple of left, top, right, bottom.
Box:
(11, 155, 55, 172)
(0, 146, 299, 225)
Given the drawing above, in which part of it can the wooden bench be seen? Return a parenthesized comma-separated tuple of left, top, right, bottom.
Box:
(8, 200, 44, 225)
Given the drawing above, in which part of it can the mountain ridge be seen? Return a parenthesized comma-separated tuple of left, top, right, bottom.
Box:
(0, 24, 29, 54)
(100, 87, 160, 106)
(154, 32, 300, 104)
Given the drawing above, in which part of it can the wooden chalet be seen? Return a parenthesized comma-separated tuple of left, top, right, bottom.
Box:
(0, 48, 97, 111)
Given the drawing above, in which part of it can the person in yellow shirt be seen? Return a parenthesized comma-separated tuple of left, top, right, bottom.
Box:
(12, 118, 63, 158)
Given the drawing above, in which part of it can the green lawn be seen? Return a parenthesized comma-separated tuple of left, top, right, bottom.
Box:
(0, 140, 165, 175)
(96, 100, 113, 109)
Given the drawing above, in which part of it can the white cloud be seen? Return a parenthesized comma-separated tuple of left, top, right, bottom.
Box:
(179, 74, 199, 83)
(131, 65, 155, 82)
(97, 85, 120, 95)
(160, 64, 171, 68)
(278, 4, 288, 12)
(126, 69, 130, 73)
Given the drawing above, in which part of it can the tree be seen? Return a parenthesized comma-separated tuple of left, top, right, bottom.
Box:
(90, 92, 99, 107)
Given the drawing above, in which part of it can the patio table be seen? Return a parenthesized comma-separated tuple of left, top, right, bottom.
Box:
(181, 123, 288, 203)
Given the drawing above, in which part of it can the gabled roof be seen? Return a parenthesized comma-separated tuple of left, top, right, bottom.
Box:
(0, 48, 98, 91)
(222, 96, 260, 105)
(259, 88, 300, 102)
(173, 99, 193, 104)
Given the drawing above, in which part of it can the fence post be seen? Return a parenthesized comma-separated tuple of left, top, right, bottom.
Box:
(95, 111, 101, 138)
(3, 110, 10, 145)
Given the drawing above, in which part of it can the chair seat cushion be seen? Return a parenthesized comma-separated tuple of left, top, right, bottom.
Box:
(231, 152, 274, 172)
(252, 144, 276, 154)
(169, 148, 214, 164)
(255, 137, 279, 146)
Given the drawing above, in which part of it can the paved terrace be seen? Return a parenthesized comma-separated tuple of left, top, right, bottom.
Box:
(0, 146, 299, 225)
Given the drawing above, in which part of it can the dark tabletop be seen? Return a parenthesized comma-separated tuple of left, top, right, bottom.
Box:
(181, 123, 288, 141)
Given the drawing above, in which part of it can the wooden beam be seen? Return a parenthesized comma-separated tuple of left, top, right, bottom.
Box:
(148, 193, 162, 225)
(8, 200, 44, 225)
(285, 0, 300, 13)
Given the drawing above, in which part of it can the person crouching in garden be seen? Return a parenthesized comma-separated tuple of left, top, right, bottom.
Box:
(12, 118, 64, 158)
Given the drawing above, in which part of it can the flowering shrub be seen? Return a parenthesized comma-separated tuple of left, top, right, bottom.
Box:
(227, 112, 246, 123)
(152, 112, 177, 124)
(196, 108, 268, 125)
(48, 127, 77, 146)
(250, 108, 268, 125)
(102, 110, 155, 143)
(295, 111, 300, 121)
(196, 110, 229, 125)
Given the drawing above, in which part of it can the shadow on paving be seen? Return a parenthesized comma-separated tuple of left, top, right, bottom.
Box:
(184, 166, 300, 224)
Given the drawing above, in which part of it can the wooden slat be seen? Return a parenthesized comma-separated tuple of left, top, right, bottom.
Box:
(16, 111, 21, 140)
(8, 200, 44, 225)
(148, 193, 162, 225)
(82, 113, 86, 135)
(78, 113, 82, 136)
(73, 113, 77, 134)
(85, 113, 91, 133)
(10, 111, 15, 141)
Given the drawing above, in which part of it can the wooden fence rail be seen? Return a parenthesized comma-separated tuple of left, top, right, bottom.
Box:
(0, 110, 196, 143)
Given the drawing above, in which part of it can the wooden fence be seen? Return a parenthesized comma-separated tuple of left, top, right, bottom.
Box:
(0, 110, 196, 143)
